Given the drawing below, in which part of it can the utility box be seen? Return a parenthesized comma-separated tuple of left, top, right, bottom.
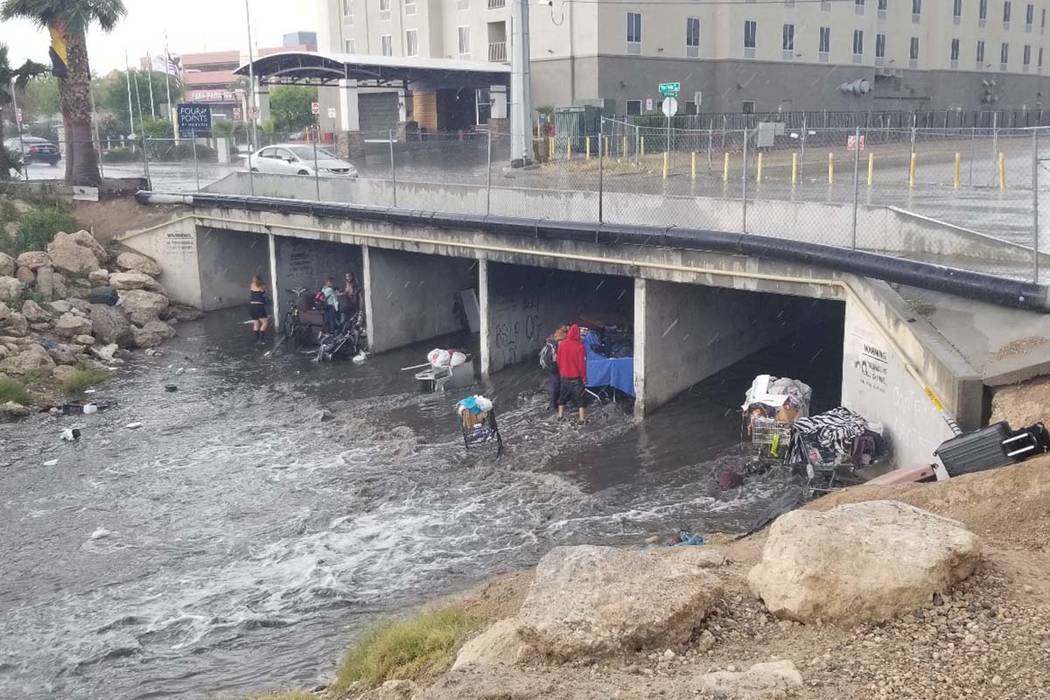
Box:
(756, 122, 783, 148)
(554, 106, 603, 150)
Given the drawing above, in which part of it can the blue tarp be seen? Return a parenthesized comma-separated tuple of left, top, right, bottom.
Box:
(584, 332, 635, 397)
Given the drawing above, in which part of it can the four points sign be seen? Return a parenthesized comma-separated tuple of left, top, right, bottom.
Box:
(176, 103, 213, 137)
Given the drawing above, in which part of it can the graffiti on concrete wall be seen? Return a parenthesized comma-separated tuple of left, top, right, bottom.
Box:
(490, 294, 543, 373)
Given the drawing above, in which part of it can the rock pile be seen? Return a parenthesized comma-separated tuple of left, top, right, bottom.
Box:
(0, 230, 199, 413)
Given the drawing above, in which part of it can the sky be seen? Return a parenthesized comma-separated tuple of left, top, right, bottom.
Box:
(0, 0, 319, 72)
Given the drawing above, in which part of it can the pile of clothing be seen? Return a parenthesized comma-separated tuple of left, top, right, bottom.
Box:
(742, 375, 813, 431)
(787, 407, 886, 468)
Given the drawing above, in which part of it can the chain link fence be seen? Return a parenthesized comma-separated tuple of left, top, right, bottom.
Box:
(11, 121, 1047, 284)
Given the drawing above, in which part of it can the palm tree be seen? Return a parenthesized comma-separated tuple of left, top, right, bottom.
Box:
(1, 0, 126, 186)
(0, 43, 47, 180)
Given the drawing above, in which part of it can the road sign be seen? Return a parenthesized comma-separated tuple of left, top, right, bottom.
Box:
(847, 134, 866, 151)
(176, 103, 213, 137)
(658, 82, 681, 97)
(661, 97, 679, 118)
(311, 101, 321, 115)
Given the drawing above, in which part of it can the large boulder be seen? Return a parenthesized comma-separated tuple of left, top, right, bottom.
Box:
(15, 251, 49, 270)
(47, 231, 101, 274)
(67, 230, 109, 263)
(116, 251, 161, 277)
(0, 276, 22, 303)
(748, 500, 982, 625)
(16, 266, 35, 285)
(35, 266, 55, 300)
(88, 269, 110, 286)
(89, 305, 134, 347)
(108, 271, 162, 292)
(0, 344, 55, 375)
(0, 252, 13, 277)
(516, 545, 723, 660)
(20, 299, 50, 323)
(1, 400, 31, 418)
(53, 312, 93, 339)
(3, 312, 28, 337)
(118, 289, 169, 326)
(132, 320, 176, 349)
(699, 660, 804, 699)
(453, 618, 533, 670)
(0, 301, 9, 323)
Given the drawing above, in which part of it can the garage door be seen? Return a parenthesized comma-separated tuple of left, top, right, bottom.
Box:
(359, 92, 399, 132)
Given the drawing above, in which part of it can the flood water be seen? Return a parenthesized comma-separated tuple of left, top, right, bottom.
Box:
(0, 308, 842, 699)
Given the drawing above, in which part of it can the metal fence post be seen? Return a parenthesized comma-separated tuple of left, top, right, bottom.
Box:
(313, 138, 321, 201)
(389, 128, 398, 208)
(799, 113, 807, 180)
(598, 121, 605, 224)
(1034, 128, 1041, 284)
(486, 129, 493, 216)
(969, 125, 977, 186)
(141, 135, 152, 185)
(707, 117, 714, 170)
(992, 112, 1000, 183)
(192, 132, 200, 192)
(741, 127, 749, 233)
(246, 145, 256, 196)
(851, 126, 861, 249)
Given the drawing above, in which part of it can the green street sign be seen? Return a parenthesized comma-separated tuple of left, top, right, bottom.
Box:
(658, 82, 681, 97)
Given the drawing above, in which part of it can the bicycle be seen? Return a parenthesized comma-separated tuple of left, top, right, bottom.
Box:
(280, 287, 308, 351)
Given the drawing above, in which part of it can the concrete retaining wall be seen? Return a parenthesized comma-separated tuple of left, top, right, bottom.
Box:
(196, 228, 271, 311)
(115, 217, 203, 308)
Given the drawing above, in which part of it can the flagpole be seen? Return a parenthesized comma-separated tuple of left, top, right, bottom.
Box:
(124, 50, 135, 140)
(146, 52, 156, 119)
(164, 34, 173, 121)
(245, 0, 259, 148)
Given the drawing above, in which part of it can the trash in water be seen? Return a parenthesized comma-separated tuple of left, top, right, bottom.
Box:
(125, 422, 143, 430)
(83, 389, 96, 395)
(61, 428, 81, 442)
(82, 404, 98, 415)
(90, 527, 111, 540)
(352, 352, 368, 365)
(43, 459, 58, 467)
(61, 400, 113, 416)
(664, 531, 705, 547)
(175, 368, 185, 376)
(164, 385, 178, 392)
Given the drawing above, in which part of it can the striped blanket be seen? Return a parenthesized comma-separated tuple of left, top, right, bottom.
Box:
(788, 407, 869, 465)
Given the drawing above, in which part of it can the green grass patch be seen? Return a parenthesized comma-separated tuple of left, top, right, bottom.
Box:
(60, 368, 109, 394)
(10, 204, 76, 255)
(331, 607, 481, 693)
(0, 377, 32, 406)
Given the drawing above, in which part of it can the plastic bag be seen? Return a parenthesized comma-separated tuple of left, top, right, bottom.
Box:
(428, 348, 451, 367)
(450, 351, 467, 367)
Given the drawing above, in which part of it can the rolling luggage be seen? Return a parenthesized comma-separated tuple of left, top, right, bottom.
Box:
(935, 421, 1049, 477)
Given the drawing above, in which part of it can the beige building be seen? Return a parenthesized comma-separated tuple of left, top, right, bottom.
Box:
(315, 0, 1050, 128)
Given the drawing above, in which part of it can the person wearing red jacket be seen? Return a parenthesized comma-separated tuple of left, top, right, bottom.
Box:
(556, 324, 588, 422)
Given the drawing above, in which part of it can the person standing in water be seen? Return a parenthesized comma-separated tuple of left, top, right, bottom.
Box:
(342, 272, 360, 323)
(249, 274, 269, 343)
(556, 324, 588, 423)
(321, 276, 339, 334)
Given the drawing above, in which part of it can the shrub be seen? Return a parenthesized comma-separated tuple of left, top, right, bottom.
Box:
(0, 377, 32, 406)
(13, 205, 76, 254)
(59, 368, 109, 394)
(102, 147, 137, 163)
(331, 607, 480, 693)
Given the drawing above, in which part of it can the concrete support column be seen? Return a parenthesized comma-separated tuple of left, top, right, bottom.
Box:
(479, 255, 490, 379)
(397, 87, 408, 123)
(632, 277, 648, 419)
(362, 244, 376, 351)
(339, 79, 360, 132)
(268, 232, 281, 331)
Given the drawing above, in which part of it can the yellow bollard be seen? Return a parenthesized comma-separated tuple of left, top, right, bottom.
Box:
(585, 136, 591, 161)
(953, 153, 961, 189)
(828, 153, 834, 185)
(640, 137, 646, 158)
(999, 152, 1007, 191)
(723, 152, 730, 182)
(691, 151, 697, 180)
(662, 151, 669, 180)
(548, 136, 555, 161)
(867, 153, 874, 187)
(909, 152, 917, 189)
(756, 152, 764, 184)
(566, 137, 571, 161)
(791, 152, 798, 185)
(622, 135, 628, 158)
(604, 136, 610, 158)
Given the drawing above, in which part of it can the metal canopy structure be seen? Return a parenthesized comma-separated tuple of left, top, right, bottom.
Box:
(235, 51, 511, 89)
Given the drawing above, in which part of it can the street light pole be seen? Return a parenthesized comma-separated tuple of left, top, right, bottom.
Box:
(245, 0, 260, 149)
(509, 0, 532, 166)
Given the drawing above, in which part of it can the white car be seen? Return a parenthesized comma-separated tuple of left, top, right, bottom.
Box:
(248, 144, 358, 177)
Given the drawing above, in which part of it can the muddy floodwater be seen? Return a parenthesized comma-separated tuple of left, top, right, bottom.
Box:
(0, 308, 841, 698)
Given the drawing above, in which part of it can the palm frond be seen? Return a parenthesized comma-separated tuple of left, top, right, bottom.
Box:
(1, 0, 127, 33)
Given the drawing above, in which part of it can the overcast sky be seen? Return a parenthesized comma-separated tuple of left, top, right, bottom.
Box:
(0, 0, 319, 72)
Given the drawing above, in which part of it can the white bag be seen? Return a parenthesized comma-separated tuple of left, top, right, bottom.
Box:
(428, 348, 451, 367)
(450, 351, 467, 367)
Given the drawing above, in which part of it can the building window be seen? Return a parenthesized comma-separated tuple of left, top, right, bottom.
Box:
(457, 0, 468, 9)
(855, 0, 865, 14)
(912, 0, 921, 22)
(625, 99, 642, 116)
(821, 0, 831, 10)
(345, 39, 355, 53)
(910, 36, 920, 67)
(977, 39, 986, 63)
(853, 29, 864, 56)
(1024, 43, 1032, 68)
(953, 0, 963, 22)
(406, 29, 418, 56)
(1040, 46, 1044, 66)
(1001, 41, 1009, 69)
(818, 26, 831, 61)
(980, 0, 988, 22)
(875, 33, 886, 64)
(379, 0, 391, 20)
(342, 0, 353, 20)
(380, 34, 392, 55)
(1043, 8, 1047, 33)
(458, 26, 470, 56)
(686, 17, 700, 57)
(626, 12, 642, 54)
(782, 23, 795, 55)
(1003, 0, 1012, 27)
(951, 37, 960, 67)
(1026, 3, 1034, 29)
(742, 100, 755, 114)
(878, 0, 888, 17)
(743, 19, 757, 56)
(684, 101, 698, 115)
(405, 0, 416, 15)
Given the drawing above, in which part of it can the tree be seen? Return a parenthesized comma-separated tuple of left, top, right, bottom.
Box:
(91, 69, 182, 139)
(1, 0, 127, 186)
(22, 73, 59, 119)
(270, 84, 317, 134)
(0, 43, 48, 180)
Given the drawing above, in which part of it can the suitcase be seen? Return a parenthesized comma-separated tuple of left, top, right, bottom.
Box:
(935, 421, 1046, 478)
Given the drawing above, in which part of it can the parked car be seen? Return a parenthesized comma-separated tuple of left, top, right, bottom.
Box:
(248, 144, 358, 177)
(4, 136, 61, 166)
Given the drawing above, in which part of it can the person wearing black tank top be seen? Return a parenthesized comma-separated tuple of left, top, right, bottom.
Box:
(249, 274, 269, 342)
